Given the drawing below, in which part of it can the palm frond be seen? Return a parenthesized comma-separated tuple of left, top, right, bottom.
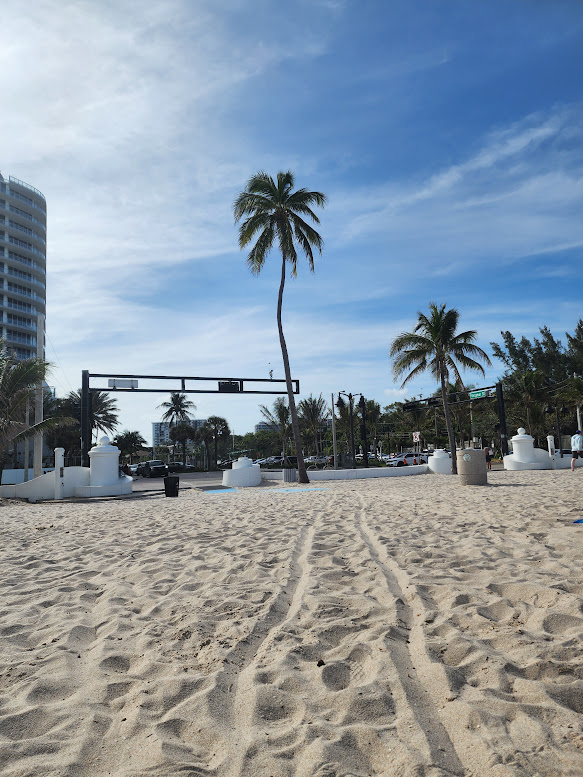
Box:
(247, 222, 275, 274)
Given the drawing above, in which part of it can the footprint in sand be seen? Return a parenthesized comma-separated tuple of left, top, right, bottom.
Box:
(321, 662, 351, 691)
(542, 613, 583, 635)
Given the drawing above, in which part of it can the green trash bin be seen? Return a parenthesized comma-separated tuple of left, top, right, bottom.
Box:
(164, 476, 179, 497)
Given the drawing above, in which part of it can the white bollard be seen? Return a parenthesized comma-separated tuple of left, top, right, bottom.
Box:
(54, 447, 65, 500)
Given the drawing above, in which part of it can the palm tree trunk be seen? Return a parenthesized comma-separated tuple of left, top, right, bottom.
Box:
(277, 256, 309, 484)
(440, 363, 458, 475)
(214, 435, 218, 469)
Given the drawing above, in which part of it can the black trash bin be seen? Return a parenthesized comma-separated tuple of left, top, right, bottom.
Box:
(164, 475, 179, 497)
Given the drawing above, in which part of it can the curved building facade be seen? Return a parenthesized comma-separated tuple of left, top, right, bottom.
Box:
(0, 172, 46, 360)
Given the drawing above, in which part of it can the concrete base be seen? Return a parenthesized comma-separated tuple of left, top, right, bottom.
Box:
(74, 477, 133, 498)
(223, 463, 261, 487)
(263, 465, 428, 482)
(0, 468, 133, 501)
(504, 455, 579, 470)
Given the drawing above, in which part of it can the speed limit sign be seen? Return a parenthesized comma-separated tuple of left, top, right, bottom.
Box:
(413, 431, 420, 442)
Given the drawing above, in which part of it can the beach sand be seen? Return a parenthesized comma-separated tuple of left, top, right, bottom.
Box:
(1, 469, 583, 777)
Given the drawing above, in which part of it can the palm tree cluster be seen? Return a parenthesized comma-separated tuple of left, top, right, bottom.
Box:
(113, 430, 147, 463)
(45, 389, 119, 459)
(258, 394, 330, 461)
(0, 344, 75, 471)
(156, 392, 231, 471)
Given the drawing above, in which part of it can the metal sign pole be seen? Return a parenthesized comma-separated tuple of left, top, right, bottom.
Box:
(81, 370, 90, 467)
(496, 381, 509, 457)
(331, 393, 338, 469)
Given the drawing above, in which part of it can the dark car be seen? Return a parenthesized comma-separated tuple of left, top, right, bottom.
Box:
(142, 460, 169, 478)
(168, 461, 192, 473)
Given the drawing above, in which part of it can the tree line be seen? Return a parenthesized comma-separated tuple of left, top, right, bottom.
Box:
(2, 315, 582, 473)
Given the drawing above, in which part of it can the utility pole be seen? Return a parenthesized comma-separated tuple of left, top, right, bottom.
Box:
(33, 313, 45, 477)
(331, 393, 338, 469)
(495, 381, 509, 456)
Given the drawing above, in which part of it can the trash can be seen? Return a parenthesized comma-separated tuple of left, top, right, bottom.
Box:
(283, 468, 297, 483)
(456, 449, 487, 486)
(164, 475, 179, 496)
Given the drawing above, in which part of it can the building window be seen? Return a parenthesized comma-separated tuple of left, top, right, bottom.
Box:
(7, 314, 36, 329)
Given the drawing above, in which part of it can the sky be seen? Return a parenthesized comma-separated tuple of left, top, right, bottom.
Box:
(2, 0, 582, 444)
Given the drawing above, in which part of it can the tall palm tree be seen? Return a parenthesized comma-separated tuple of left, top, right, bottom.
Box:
(158, 391, 195, 430)
(259, 397, 291, 458)
(298, 394, 328, 455)
(234, 170, 326, 484)
(390, 303, 491, 474)
(205, 416, 230, 469)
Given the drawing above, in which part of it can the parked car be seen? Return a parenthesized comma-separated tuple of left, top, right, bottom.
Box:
(305, 454, 328, 466)
(129, 464, 139, 475)
(142, 460, 169, 478)
(387, 452, 428, 467)
(168, 461, 195, 473)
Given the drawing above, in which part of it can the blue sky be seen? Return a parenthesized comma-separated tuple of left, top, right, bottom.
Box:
(2, 0, 582, 443)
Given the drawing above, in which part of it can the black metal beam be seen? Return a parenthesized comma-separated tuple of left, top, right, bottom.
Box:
(89, 388, 295, 394)
(87, 372, 296, 384)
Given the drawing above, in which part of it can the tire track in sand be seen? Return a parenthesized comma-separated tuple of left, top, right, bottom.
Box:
(356, 493, 469, 777)
(206, 513, 317, 777)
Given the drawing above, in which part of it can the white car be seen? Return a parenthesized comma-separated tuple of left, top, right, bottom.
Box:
(387, 453, 428, 467)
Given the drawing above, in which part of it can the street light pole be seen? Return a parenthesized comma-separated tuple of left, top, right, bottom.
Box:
(331, 393, 338, 469)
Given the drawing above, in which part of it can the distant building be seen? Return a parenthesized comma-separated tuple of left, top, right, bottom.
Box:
(152, 419, 207, 447)
(0, 172, 46, 360)
(254, 421, 276, 433)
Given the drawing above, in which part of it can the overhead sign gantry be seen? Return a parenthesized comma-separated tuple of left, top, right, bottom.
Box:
(81, 370, 299, 467)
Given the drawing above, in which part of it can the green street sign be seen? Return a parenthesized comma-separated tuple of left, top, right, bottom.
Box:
(469, 390, 487, 399)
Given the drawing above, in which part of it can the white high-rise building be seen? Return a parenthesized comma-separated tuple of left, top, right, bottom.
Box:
(0, 173, 46, 359)
(152, 419, 207, 447)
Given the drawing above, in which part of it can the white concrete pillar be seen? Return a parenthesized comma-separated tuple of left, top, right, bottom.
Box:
(547, 435, 556, 469)
(54, 447, 65, 500)
(510, 428, 535, 463)
(89, 437, 121, 486)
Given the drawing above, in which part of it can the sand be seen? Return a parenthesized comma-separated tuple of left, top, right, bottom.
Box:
(1, 469, 583, 777)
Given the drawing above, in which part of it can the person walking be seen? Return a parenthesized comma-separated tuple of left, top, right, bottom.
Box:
(571, 430, 583, 472)
(484, 447, 492, 470)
